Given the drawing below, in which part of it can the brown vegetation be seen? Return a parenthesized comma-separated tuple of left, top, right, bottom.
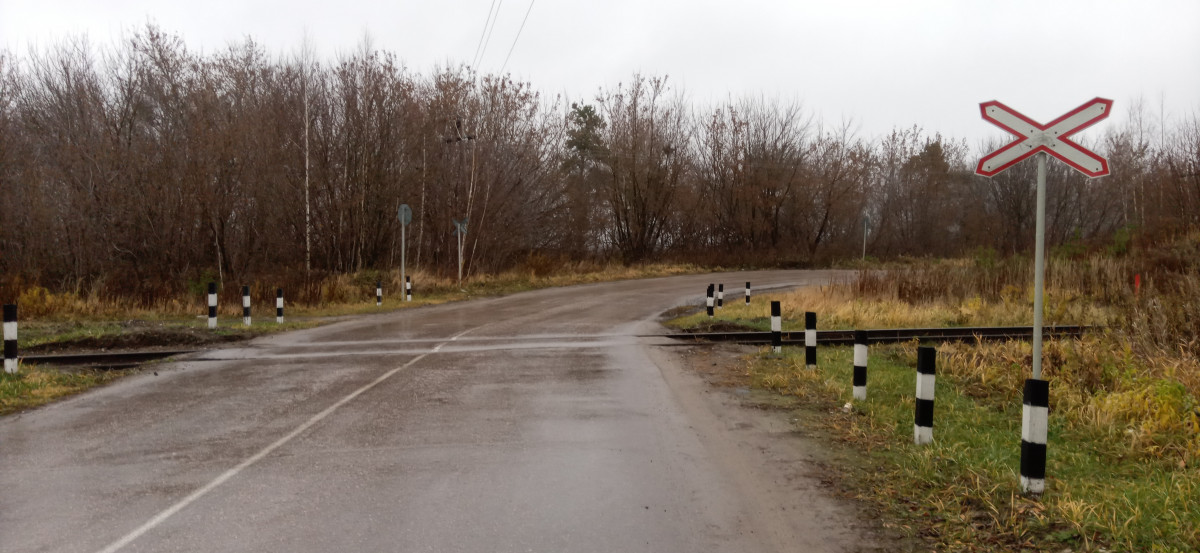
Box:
(1, 26, 1198, 306)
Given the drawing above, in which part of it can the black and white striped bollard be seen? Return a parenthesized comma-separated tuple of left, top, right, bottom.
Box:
(242, 286, 251, 326)
(770, 301, 782, 354)
(406, 276, 412, 302)
(745, 281, 751, 305)
(1020, 378, 1049, 494)
(914, 346, 936, 445)
(706, 284, 714, 318)
(3, 304, 17, 374)
(717, 284, 724, 308)
(207, 282, 217, 329)
(804, 311, 817, 370)
(276, 288, 284, 324)
(376, 280, 383, 306)
(852, 330, 868, 401)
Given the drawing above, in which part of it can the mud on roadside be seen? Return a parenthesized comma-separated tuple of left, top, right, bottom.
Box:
(666, 342, 920, 553)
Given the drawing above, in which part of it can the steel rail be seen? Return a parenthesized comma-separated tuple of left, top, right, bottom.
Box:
(18, 350, 197, 369)
(661, 325, 1092, 345)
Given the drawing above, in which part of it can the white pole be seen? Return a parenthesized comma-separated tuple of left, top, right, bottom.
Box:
(400, 222, 407, 301)
(1022, 153, 1050, 494)
(862, 218, 868, 260)
(1032, 153, 1047, 380)
(457, 230, 463, 286)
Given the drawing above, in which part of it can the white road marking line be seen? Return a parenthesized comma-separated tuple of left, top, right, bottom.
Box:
(95, 326, 479, 553)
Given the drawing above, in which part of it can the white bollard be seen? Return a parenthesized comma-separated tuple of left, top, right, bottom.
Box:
(805, 311, 817, 370)
(770, 301, 782, 354)
(914, 346, 936, 445)
(242, 286, 251, 326)
(376, 280, 383, 306)
(3, 304, 17, 374)
(207, 282, 218, 329)
(1020, 379, 1049, 494)
(853, 330, 868, 401)
(717, 284, 724, 308)
(276, 288, 284, 324)
(406, 276, 412, 302)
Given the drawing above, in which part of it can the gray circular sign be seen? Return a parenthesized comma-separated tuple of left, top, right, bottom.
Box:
(398, 204, 412, 225)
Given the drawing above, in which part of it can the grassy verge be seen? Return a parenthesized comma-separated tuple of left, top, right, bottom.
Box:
(18, 319, 324, 355)
(0, 364, 134, 416)
(669, 241, 1200, 551)
(16, 262, 705, 351)
(743, 343, 1198, 552)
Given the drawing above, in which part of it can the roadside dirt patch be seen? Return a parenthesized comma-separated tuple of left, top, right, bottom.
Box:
(652, 343, 894, 552)
(655, 342, 917, 553)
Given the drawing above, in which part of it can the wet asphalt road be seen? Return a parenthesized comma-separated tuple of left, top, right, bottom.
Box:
(0, 270, 847, 553)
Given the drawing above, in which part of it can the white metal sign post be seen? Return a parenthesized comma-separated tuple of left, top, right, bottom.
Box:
(398, 204, 412, 301)
(452, 218, 468, 287)
(976, 97, 1112, 495)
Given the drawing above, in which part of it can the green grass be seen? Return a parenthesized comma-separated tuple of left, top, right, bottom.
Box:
(0, 364, 133, 415)
(17, 318, 323, 352)
(747, 344, 1199, 552)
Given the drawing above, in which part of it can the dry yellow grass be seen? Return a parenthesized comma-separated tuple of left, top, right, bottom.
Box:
(9, 262, 703, 322)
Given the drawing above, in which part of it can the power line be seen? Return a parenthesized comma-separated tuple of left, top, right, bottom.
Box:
(499, 0, 536, 75)
(475, 0, 505, 69)
(470, 0, 499, 69)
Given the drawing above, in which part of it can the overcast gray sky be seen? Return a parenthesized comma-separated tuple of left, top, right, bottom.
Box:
(3, 0, 1198, 147)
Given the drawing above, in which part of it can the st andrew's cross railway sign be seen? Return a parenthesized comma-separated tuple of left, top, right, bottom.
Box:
(975, 97, 1113, 496)
(976, 97, 1112, 178)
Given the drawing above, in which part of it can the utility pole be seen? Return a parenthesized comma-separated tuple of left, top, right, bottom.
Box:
(444, 117, 476, 286)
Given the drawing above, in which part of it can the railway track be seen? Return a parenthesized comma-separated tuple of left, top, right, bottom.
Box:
(664, 325, 1092, 345)
(18, 350, 196, 369)
(18, 326, 1092, 368)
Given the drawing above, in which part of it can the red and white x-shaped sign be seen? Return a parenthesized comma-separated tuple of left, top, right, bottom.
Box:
(976, 98, 1112, 178)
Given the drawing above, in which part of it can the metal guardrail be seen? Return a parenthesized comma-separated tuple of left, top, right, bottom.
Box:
(665, 325, 1092, 345)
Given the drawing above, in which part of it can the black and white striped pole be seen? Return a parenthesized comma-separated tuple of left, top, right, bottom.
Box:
(242, 286, 251, 326)
(1021, 379, 1049, 494)
(914, 346, 936, 445)
(207, 282, 218, 329)
(745, 281, 751, 305)
(376, 280, 383, 306)
(852, 330, 868, 401)
(770, 301, 782, 354)
(276, 288, 284, 324)
(406, 276, 412, 302)
(706, 284, 714, 318)
(717, 284, 724, 308)
(3, 304, 17, 374)
(805, 311, 817, 370)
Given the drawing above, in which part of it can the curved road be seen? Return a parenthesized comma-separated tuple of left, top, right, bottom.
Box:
(0, 270, 865, 553)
